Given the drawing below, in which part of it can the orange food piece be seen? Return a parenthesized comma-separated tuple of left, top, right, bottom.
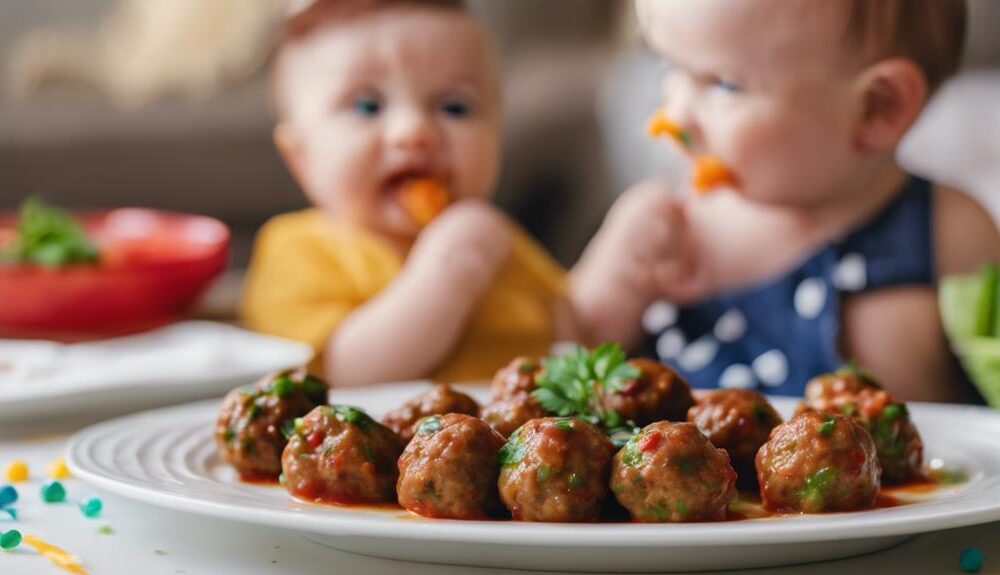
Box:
(645, 109, 686, 143)
(691, 155, 736, 193)
(398, 179, 450, 226)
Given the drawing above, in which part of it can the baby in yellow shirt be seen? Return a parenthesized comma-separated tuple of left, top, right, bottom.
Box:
(242, 0, 573, 386)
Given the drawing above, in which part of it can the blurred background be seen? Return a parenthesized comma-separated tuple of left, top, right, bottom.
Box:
(2, 0, 999, 316)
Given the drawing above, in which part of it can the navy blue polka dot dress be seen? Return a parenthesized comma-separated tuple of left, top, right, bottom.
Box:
(641, 176, 959, 396)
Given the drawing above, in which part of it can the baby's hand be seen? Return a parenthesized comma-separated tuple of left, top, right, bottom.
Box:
(407, 199, 512, 291)
(597, 180, 694, 299)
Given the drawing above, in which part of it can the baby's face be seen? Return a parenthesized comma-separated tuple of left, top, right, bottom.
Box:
(277, 6, 500, 241)
(637, 0, 867, 206)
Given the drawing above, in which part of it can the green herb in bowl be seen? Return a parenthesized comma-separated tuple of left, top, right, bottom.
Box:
(0, 197, 100, 267)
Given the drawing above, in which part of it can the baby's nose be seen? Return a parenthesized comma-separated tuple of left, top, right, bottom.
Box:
(662, 72, 697, 136)
(386, 108, 436, 151)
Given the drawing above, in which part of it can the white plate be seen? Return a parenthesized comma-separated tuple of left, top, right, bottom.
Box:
(0, 321, 313, 424)
(67, 384, 1000, 573)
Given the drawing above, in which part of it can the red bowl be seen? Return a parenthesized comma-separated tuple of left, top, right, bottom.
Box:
(0, 208, 229, 341)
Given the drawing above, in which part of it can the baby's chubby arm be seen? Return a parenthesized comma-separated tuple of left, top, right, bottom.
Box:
(570, 180, 704, 351)
(325, 200, 512, 387)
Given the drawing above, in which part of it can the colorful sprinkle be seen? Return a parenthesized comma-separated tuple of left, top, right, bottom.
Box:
(23, 534, 89, 574)
(960, 547, 984, 573)
(45, 458, 71, 480)
(1, 508, 16, 520)
(4, 460, 28, 483)
(78, 497, 103, 518)
(1, 529, 22, 550)
(41, 481, 67, 503)
(0, 485, 17, 507)
(97, 525, 114, 535)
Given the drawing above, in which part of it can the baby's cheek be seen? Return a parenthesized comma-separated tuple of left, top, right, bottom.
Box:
(449, 125, 500, 201)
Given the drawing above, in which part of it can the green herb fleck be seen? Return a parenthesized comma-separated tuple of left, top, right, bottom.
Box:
(269, 374, 295, 398)
(816, 418, 836, 437)
(518, 360, 537, 374)
(798, 467, 837, 506)
(675, 501, 690, 515)
(836, 360, 879, 387)
(553, 417, 574, 432)
(536, 465, 553, 483)
(498, 431, 526, 467)
(154, 549, 169, 556)
(326, 405, 372, 428)
(301, 375, 328, 404)
(675, 456, 700, 474)
(568, 473, 584, 489)
(223, 427, 235, 443)
(621, 440, 642, 468)
(416, 416, 442, 436)
(645, 504, 668, 520)
(280, 419, 296, 440)
(361, 441, 374, 463)
(881, 403, 905, 422)
(247, 402, 263, 421)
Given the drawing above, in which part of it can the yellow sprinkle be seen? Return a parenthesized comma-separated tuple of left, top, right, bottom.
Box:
(23, 535, 89, 575)
(45, 457, 71, 480)
(4, 459, 29, 482)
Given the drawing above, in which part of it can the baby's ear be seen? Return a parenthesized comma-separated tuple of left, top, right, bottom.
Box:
(274, 121, 307, 185)
(852, 58, 928, 152)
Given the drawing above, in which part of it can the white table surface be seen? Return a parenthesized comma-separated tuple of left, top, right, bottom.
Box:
(1, 431, 998, 575)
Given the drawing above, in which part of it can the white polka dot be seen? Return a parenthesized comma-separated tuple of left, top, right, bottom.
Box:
(753, 350, 789, 387)
(656, 328, 686, 360)
(677, 336, 719, 373)
(719, 364, 756, 389)
(642, 300, 679, 334)
(833, 253, 868, 292)
(794, 278, 828, 320)
(713, 309, 747, 343)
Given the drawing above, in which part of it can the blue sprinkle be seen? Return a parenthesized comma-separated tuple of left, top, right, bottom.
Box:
(79, 496, 103, 518)
(960, 547, 984, 574)
(1, 508, 15, 520)
(0, 485, 17, 507)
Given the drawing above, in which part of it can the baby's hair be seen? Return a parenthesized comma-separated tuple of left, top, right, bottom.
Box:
(283, 0, 466, 40)
(845, 0, 966, 93)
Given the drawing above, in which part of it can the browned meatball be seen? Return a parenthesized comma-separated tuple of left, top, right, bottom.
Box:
(596, 358, 694, 426)
(481, 396, 547, 438)
(611, 422, 737, 522)
(756, 412, 881, 513)
(282, 405, 404, 504)
(498, 417, 613, 522)
(687, 390, 782, 485)
(397, 414, 506, 519)
(490, 356, 543, 401)
(381, 384, 480, 442)
(215, 369, 328, 480)
(802, 371, 923, 485)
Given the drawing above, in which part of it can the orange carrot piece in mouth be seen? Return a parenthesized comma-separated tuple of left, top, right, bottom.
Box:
(645, 108, 735, 194)
(398, 179, 450, 226)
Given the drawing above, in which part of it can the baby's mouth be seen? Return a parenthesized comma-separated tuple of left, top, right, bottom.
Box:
(383, 169, 451, 226)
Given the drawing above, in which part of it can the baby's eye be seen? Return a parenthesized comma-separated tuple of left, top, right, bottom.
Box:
(441, 98, 472, 118)
(352, 95, 382, 116)
(712, 78, 742, 93)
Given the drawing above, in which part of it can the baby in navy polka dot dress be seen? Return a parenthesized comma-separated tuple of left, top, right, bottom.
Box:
(571, 0, 1000, 401)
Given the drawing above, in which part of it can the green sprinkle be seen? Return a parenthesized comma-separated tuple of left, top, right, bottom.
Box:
(960, 547, 984, 573)
(79, 496, 103, 518)
(98, 525, 114, 535)
(269, 375, 295, 398)
(41, 480, 66, 503)
(816, 418, 836, 436)
(568, 473, 584, 489)
(416, 416, 442, 436)
(498, 431, 526, 467)
(536, 465, 553, 483)
(0, 529, 21, 550)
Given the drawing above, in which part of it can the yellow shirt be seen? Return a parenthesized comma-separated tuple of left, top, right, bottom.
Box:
(241, 210, 566, 383)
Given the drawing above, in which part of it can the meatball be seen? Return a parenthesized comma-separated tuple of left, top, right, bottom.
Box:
(596, 358, 694, 426)
(490, 356, 543, 401)
(687, 390, 782, 485)
(381, 384, 480, 442)
(802, 371, 923, 484)
(498, 417, 613, 522)
(282, 405, 404, 504)
(611, 422, 736, 522)
(800, 369, 880, 415)
(482, 396, 547, 438)
(215, 369, 328, 480)
(397, 414, 506, 519)
(756, 412, 881, 513)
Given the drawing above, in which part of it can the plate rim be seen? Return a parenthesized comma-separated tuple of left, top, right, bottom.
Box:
(66, 392, 1000, 548)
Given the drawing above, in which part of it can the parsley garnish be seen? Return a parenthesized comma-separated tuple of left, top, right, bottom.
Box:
(0, 197, 100, 267)
(836, 360, 880, 388)
(498, 430, 526, 467)
(532, 342, 641, 429)
(325, 405, 372, 428)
